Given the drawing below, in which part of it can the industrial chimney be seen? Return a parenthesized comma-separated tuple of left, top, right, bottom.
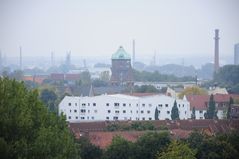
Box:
(19, 46, 22, 70)
(132, 39, 135, 68)
(214, 29, 220, 73)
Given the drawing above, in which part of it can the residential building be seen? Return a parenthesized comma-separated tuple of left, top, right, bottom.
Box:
(230, 105, 239, 119)
(208, 87, 228, 95)
(186, 94, 239, 119)
(59, 94, 190, 122)
(69, 120, 239, 149)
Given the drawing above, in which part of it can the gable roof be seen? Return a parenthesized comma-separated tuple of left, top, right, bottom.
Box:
(69, 120, 239, 149)
(111, 46, 131, 60)
(186, 94, 239, 110)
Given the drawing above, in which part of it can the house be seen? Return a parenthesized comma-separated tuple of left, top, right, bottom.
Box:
(69, 119, 239, 149)
(58, 94, 190, 122)
(231, 105, 239, 119)
(23, 75, 47, 84)
(186, 94, 239, 119)
(166, 87, 184, 99)
(208, 87, 228, 95)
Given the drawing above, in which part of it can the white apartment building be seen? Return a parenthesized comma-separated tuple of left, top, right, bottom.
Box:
(59, 94, 190, 122)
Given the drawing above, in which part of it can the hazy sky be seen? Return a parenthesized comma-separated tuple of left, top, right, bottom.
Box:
(0, 0, 239, 66)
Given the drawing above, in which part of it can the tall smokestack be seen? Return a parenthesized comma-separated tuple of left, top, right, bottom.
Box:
(51, 51, 54, 67)
(132, 39, 135, 68)
(19, 46, 22, 70)
(214, 29, 220, 73)
(0, 50, 2, 70)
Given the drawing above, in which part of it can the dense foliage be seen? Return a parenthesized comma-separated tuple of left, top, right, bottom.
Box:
(157, 141, 196, 159)
(133, 70, 195, 82)
(187, 131, 239, 159)
(178, 86, 207, 99)
(191, 107, 196, 119)
(0, 78, 79, 159)
(204, 94, 217, 119)
(214, 65, 239, 93)
(171, 100, 179, 120)
(106, 121, 157, 131)
(76, 129, 239, 159)
(155, 107, 159, 120)
(77, 137, 102, 159)
(40, 89, 58, 112)
(134, 85, 159, 93)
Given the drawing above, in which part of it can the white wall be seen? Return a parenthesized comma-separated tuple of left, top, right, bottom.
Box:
(194, 109, 225, 119)
(59, 94, 190, 122)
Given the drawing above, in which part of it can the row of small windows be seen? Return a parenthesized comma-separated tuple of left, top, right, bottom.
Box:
(68, 109, 97, 113)
(105, 117, 153, 120)
(68, 103, 96, 106)
(68, 116, 95, 120)
(68, 109, 186, 115)
(158, 104, 168, 107)
(68, 103, 78, 106)
(68, 116, 155, 121)
(107, 110, 151, 114)
(70, 109, 77, 113)
(69, 102, 185, 108)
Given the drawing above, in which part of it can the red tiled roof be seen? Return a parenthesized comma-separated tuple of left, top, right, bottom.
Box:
(50, 73, 64, 80)
(186, 94, 239, 110)
(69, 120, 239, 148)
(65, 74, 80, 80)
(23, 76, 47, 84)
(88, 131, 144, 149)
(170, 129, 192, 139)
(186, 95, 208, 110)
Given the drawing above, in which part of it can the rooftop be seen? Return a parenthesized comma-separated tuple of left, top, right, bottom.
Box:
(186, 94, 239, 110)
(69, 119, 239, 148)
(111, 46, 131, 60)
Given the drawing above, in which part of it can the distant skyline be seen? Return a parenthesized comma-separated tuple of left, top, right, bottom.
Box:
(1, 0, 239, 67)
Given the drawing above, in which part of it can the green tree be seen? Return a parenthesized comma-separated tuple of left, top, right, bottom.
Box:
(205, 94, 216, 119)
(80, 71, 91, 85)
(187, 131, 204, 150)
(40, 89, 58, 112)
(178, 86, 207, 99)
(100, 70, 110, 81)
(157, 141, 197, 159)
(187, 131, 239, 159)
(214, 65, 239, 86)
(227, 97, 234, 119)
(77, 137, 102, 159)
(171, 100, 179, 120)
(191, 107, 196, 119)
(134, 85, 159, 93)
(24, 80, 38, 89)
(230, 84, 239, 94)
(92, 79, 108, 87)
(197, 138, 238, 159)
(155, 107, 159, 120)
(135, 132, 171, 159)
(10, 70, 23, 81)
(0, 78, 79, 159)
(104, 136, 136, 159)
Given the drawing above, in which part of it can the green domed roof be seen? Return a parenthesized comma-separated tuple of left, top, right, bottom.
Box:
(112, 46, 131, 60)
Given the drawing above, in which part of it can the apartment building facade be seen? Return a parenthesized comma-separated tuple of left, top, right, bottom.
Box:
(59, 94, 190, 122)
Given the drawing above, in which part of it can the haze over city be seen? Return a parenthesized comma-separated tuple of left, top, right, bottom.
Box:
(1, 0, 239, 67)
(2, 1, 239, 158)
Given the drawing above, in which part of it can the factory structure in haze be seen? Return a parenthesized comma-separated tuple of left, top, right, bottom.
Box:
(234, 43, 239, 65)
(214, 29, 220, 73)
(110, 46, 133, 85)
